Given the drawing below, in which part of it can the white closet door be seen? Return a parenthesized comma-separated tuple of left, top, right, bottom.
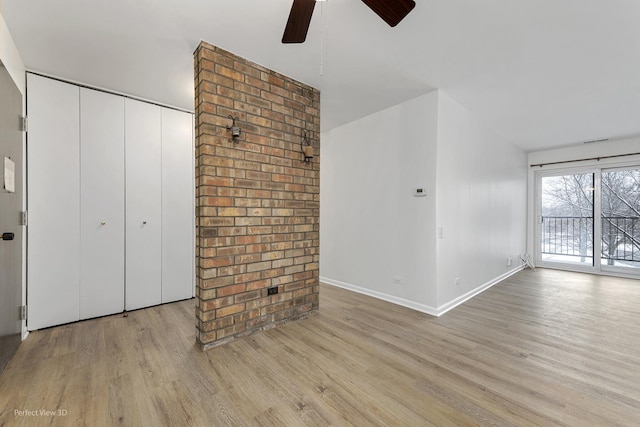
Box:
(27, 74, 81, 329)
(79, 88, 125, 319)
(161, 108, 194, 302)
(125, 99, 162, 310)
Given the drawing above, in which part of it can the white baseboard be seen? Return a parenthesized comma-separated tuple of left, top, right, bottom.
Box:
(435, 265, 525, 316)
(320, 265, 525, 317)
(319, 277, 439, 316)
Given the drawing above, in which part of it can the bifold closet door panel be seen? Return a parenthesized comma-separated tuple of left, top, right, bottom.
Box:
(26, 74, 81, 329)
(125, 99, 162, 310)
(161, 108, 194, 302)
(79, 88, 125, 319)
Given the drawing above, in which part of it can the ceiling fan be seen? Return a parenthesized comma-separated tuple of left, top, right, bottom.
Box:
(282, 0, 416, 43)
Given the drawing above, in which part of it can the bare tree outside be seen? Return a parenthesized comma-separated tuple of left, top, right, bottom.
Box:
(540, 168, 640, 269)
(541, 173, 594, 264)
(602, 169, 640, 267)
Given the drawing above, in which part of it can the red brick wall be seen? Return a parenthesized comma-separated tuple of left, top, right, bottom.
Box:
(194, 41, 320, 349)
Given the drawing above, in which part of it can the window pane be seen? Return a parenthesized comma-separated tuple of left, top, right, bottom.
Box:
(601, 168, 640, 269)
(540, 173, 594, 265)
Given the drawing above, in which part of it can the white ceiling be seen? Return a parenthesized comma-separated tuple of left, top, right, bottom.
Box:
(3, 0, 640, 151)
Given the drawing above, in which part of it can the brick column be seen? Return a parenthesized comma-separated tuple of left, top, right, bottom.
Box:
(194, 42, 320, 349)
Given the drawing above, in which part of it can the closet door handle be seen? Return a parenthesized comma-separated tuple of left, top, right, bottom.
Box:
(100, 221, 107, 225)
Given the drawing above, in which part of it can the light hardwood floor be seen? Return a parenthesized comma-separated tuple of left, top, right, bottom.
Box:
(1, 268, 640, 426)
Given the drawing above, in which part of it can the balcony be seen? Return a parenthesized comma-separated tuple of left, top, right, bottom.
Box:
(541, 216, 640, 267)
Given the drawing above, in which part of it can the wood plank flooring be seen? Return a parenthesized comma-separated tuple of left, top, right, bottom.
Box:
(1, 268, 640, 426)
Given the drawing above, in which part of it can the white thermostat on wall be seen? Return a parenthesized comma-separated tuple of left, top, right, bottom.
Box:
(414, 187, 428, 197)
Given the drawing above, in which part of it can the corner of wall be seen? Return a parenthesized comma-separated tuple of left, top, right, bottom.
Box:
(321, 87, 526, 317)
(433, 91, 528, 308)
(319, 90, 440, 309)
(0, 13, 26, 94)
(1, 12, 28, 341)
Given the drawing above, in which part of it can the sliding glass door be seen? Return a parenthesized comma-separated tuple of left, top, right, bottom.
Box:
(539, 172, 595, 267)
(536, 166, 640, 275)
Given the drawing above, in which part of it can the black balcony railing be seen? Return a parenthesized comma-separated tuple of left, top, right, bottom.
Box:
(541, 216, 593, 258)
(541, 216, 640, 262)
(601, 216, 640, 263)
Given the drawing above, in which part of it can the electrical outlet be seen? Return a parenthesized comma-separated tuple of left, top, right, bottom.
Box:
(267, 286, 279, 296)
(507, 257, 512, 267)
(392, 276, 402, 285)
(454, 277, 461, 286)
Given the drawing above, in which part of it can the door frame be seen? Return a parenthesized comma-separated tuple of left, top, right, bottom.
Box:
(0, 62, 24, 373)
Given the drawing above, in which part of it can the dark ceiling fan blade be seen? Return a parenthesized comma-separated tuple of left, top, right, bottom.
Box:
(282, 0, 316, 44)
(361, 0, 416, 27)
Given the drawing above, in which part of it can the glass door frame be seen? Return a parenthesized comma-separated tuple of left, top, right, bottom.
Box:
(535, 163, 640, 278)
(599, 165, 640, 276)
(534, 166, 601, 274)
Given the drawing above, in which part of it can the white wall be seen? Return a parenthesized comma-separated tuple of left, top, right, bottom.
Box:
(0, 13, 25, 93)
(321, 91, 440, 311)
(435, 92, 527, 309)
(0, 12, 26, 338)
(526, 137, 640, 259)
(321, 90, 528, 315)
